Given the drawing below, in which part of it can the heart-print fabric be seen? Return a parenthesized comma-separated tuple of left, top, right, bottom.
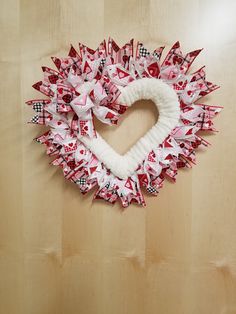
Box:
(26, 39, 221, 208)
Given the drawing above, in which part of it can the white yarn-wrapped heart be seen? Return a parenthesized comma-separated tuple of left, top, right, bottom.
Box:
(78, 78, 180, 179)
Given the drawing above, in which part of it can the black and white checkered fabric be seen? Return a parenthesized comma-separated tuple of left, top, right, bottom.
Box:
(33, 102, 43, 113)
(31, 115, 39, 124)
(77, 178, 86, 186)
(139, 46, 150, 57)
(147, 186, 157, 194)
(100, 58, 106, 67)
(153, 51, 162, 59)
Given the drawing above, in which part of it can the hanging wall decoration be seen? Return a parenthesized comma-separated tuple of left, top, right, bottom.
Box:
(26, 39, 222, 208)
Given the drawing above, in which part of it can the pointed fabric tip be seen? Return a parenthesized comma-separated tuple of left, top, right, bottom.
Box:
(192, 65, 206, 76)
(183, 48, 203, 73)
(78, 42, 84, 51)
(32, 81, 42, 91)
(32, 81, 52, 97)
(25, 99, 50, 107)
(189, 48, 203, 57)
(25, 100, 32, 105)
(51, 57, 61, 70)
(196, 135, 211, 147)
(78, 42, 95, 56)
(68, 44, 79, 58)
(162, 42, 203, 73)
(161, 41, 182, 67)
(33, 130, 50, 143)
(121, 39, 133, 49)
(29, 110, 52, 125)
(98, 39, 106, 48)
(172, 41, 180, 49)
(154, 46, 165, 52)
(198, 82, 220, 99)
(42, 66, 60, 76)
(33, 137, 41, 142)
(153, 46, 165, 61)
(136, 42, 151, 58)
(28, 115, 40, 124)
(108, 37, 120, 55)
(196, 103, 223, 110)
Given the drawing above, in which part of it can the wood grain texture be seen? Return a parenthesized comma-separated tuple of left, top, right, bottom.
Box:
(0, 0, 236, 313)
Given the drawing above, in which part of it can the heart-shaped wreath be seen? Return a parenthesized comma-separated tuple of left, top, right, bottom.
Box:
(26, 39, 222, 208)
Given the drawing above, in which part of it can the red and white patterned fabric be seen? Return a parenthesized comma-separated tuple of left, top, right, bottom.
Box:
(26, 39, 221, 208)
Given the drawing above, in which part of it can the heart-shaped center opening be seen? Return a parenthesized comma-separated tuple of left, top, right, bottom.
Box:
(78, 78, 180, 179)
(94, 99, 159, 155)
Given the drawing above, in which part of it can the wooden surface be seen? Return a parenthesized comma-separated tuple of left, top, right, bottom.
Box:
(1, 0, 236, 313)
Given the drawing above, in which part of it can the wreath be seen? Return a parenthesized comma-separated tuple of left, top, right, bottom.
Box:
(26, 39, 222, 208)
